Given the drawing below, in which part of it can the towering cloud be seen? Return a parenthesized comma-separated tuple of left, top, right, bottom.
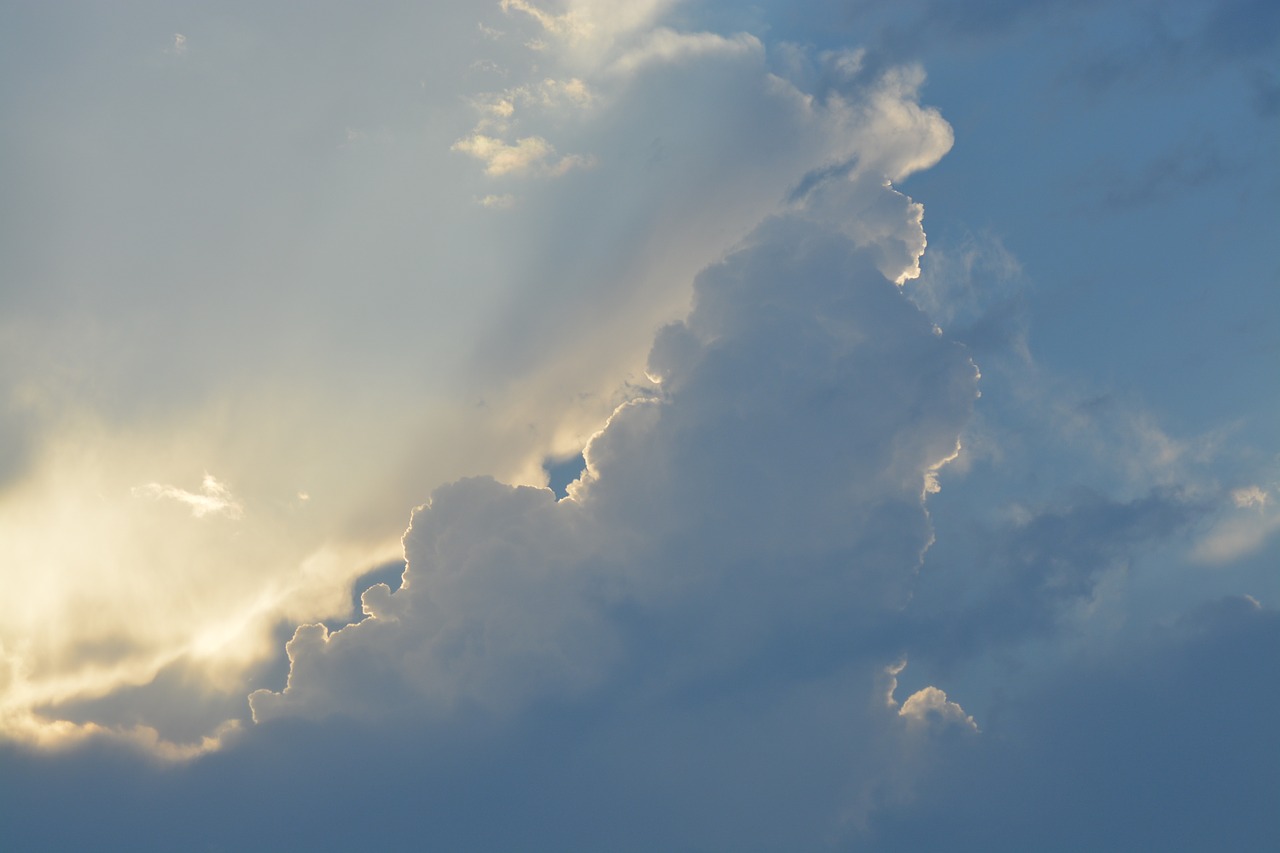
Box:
(3, 3, 1276, 850)
(0, 1, 955, 747)
(250, 173, 978, 731)
(225, 162, 990, 851)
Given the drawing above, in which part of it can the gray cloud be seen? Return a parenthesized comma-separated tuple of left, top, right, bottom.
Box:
(0, 160, 988, 853)
(905, 489, 1201, 667)
(250, 175, 978, 739)
(868, 597, 1280, 852)
(2, 3, 1276, 850)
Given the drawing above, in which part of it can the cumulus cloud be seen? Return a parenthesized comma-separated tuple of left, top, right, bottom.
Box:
(251, 170, 979, 728)
(5, 3, 1275, 849)
(501, 0, 595, 41)
(898, 685, 978, 731)
(13, 2, 947, 746)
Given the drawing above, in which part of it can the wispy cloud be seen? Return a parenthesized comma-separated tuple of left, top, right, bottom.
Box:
(132, 474, 243, 520)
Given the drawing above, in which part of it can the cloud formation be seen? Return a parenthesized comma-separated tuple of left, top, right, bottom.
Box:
(132, 473, 244, 519)
(1, 2, 1276, 850)
(251, 169, 978, 735)
(0, 1, 946, 746)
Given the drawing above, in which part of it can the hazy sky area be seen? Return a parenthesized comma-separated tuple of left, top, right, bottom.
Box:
(1, 1, 1277, 849)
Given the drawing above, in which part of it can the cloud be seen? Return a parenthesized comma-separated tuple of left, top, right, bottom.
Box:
(1100, 136, 1231, 210)
(867, 597, 1280, 852)
(500, 0, 683, 53)
(5, 3, 1274, 849)
(1192, 487, 1280, 564)
(609, 28, 763, 77)
(250, 170, 979, 727)
(450, 132, 591, 176)
(897, 684, 978, 731)
(477, 192, 517, 209)
(3, 162, 991, 849)
(1233, 485, 1269, 508)
(0, 0, 963, 756)
(501, 0, 595, 41)
(132, 473, 243, 519)
(12, 3, 924, 745)
(898, 487, 1202, 676)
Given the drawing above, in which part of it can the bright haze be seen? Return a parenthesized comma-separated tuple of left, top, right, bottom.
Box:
(1, 1, 1277, 850)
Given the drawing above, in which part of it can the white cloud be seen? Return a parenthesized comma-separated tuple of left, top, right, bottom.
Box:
(132, 473, 243, 520)
(501, 0, 595, 41)
(450, 132, 554, 176)
(451, 132, 593, 177)
(1232, 485, 1269, 508)
(477, 193, 517, 209)
(1192, 494, 1280, 564)
(609, 28, 763, 77)
(898, 685, 979, 731)
(501, 0, 682, 52)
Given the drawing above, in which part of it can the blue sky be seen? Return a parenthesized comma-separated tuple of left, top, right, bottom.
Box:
(1, 1, 1277, 850)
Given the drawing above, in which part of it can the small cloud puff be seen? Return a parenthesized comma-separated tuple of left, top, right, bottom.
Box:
(1232, 485, 1269, 508)
(478, 193, 517, 209)
(898, 686, 979, 732)
(451, 133, 592, 177)
(1192, 487, 1280, 565)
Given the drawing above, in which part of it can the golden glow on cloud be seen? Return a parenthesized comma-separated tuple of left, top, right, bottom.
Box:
(451, 133, 593, 177)
(0, 706, 240, 761)
(1192, 486, 1280, 565)
(131, 473, 244, 519)
(0, 414, 397, 749)
(0, 0, 963, 757)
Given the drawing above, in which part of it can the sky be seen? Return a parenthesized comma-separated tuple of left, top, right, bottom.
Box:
(0, 0, 1277, 850)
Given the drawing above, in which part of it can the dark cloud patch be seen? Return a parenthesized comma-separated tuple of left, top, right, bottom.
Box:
(1200, 0, 1280, 60)
(1249, 67, 1280, 117)
(868, 597, 1280, 852)
(10, 599, 1270, 852)
(1070, 0, 1280, 103)
(1100, 137, 1231, 210)
(906, 489, 1200, 664)
(0, 663, 902, 852)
